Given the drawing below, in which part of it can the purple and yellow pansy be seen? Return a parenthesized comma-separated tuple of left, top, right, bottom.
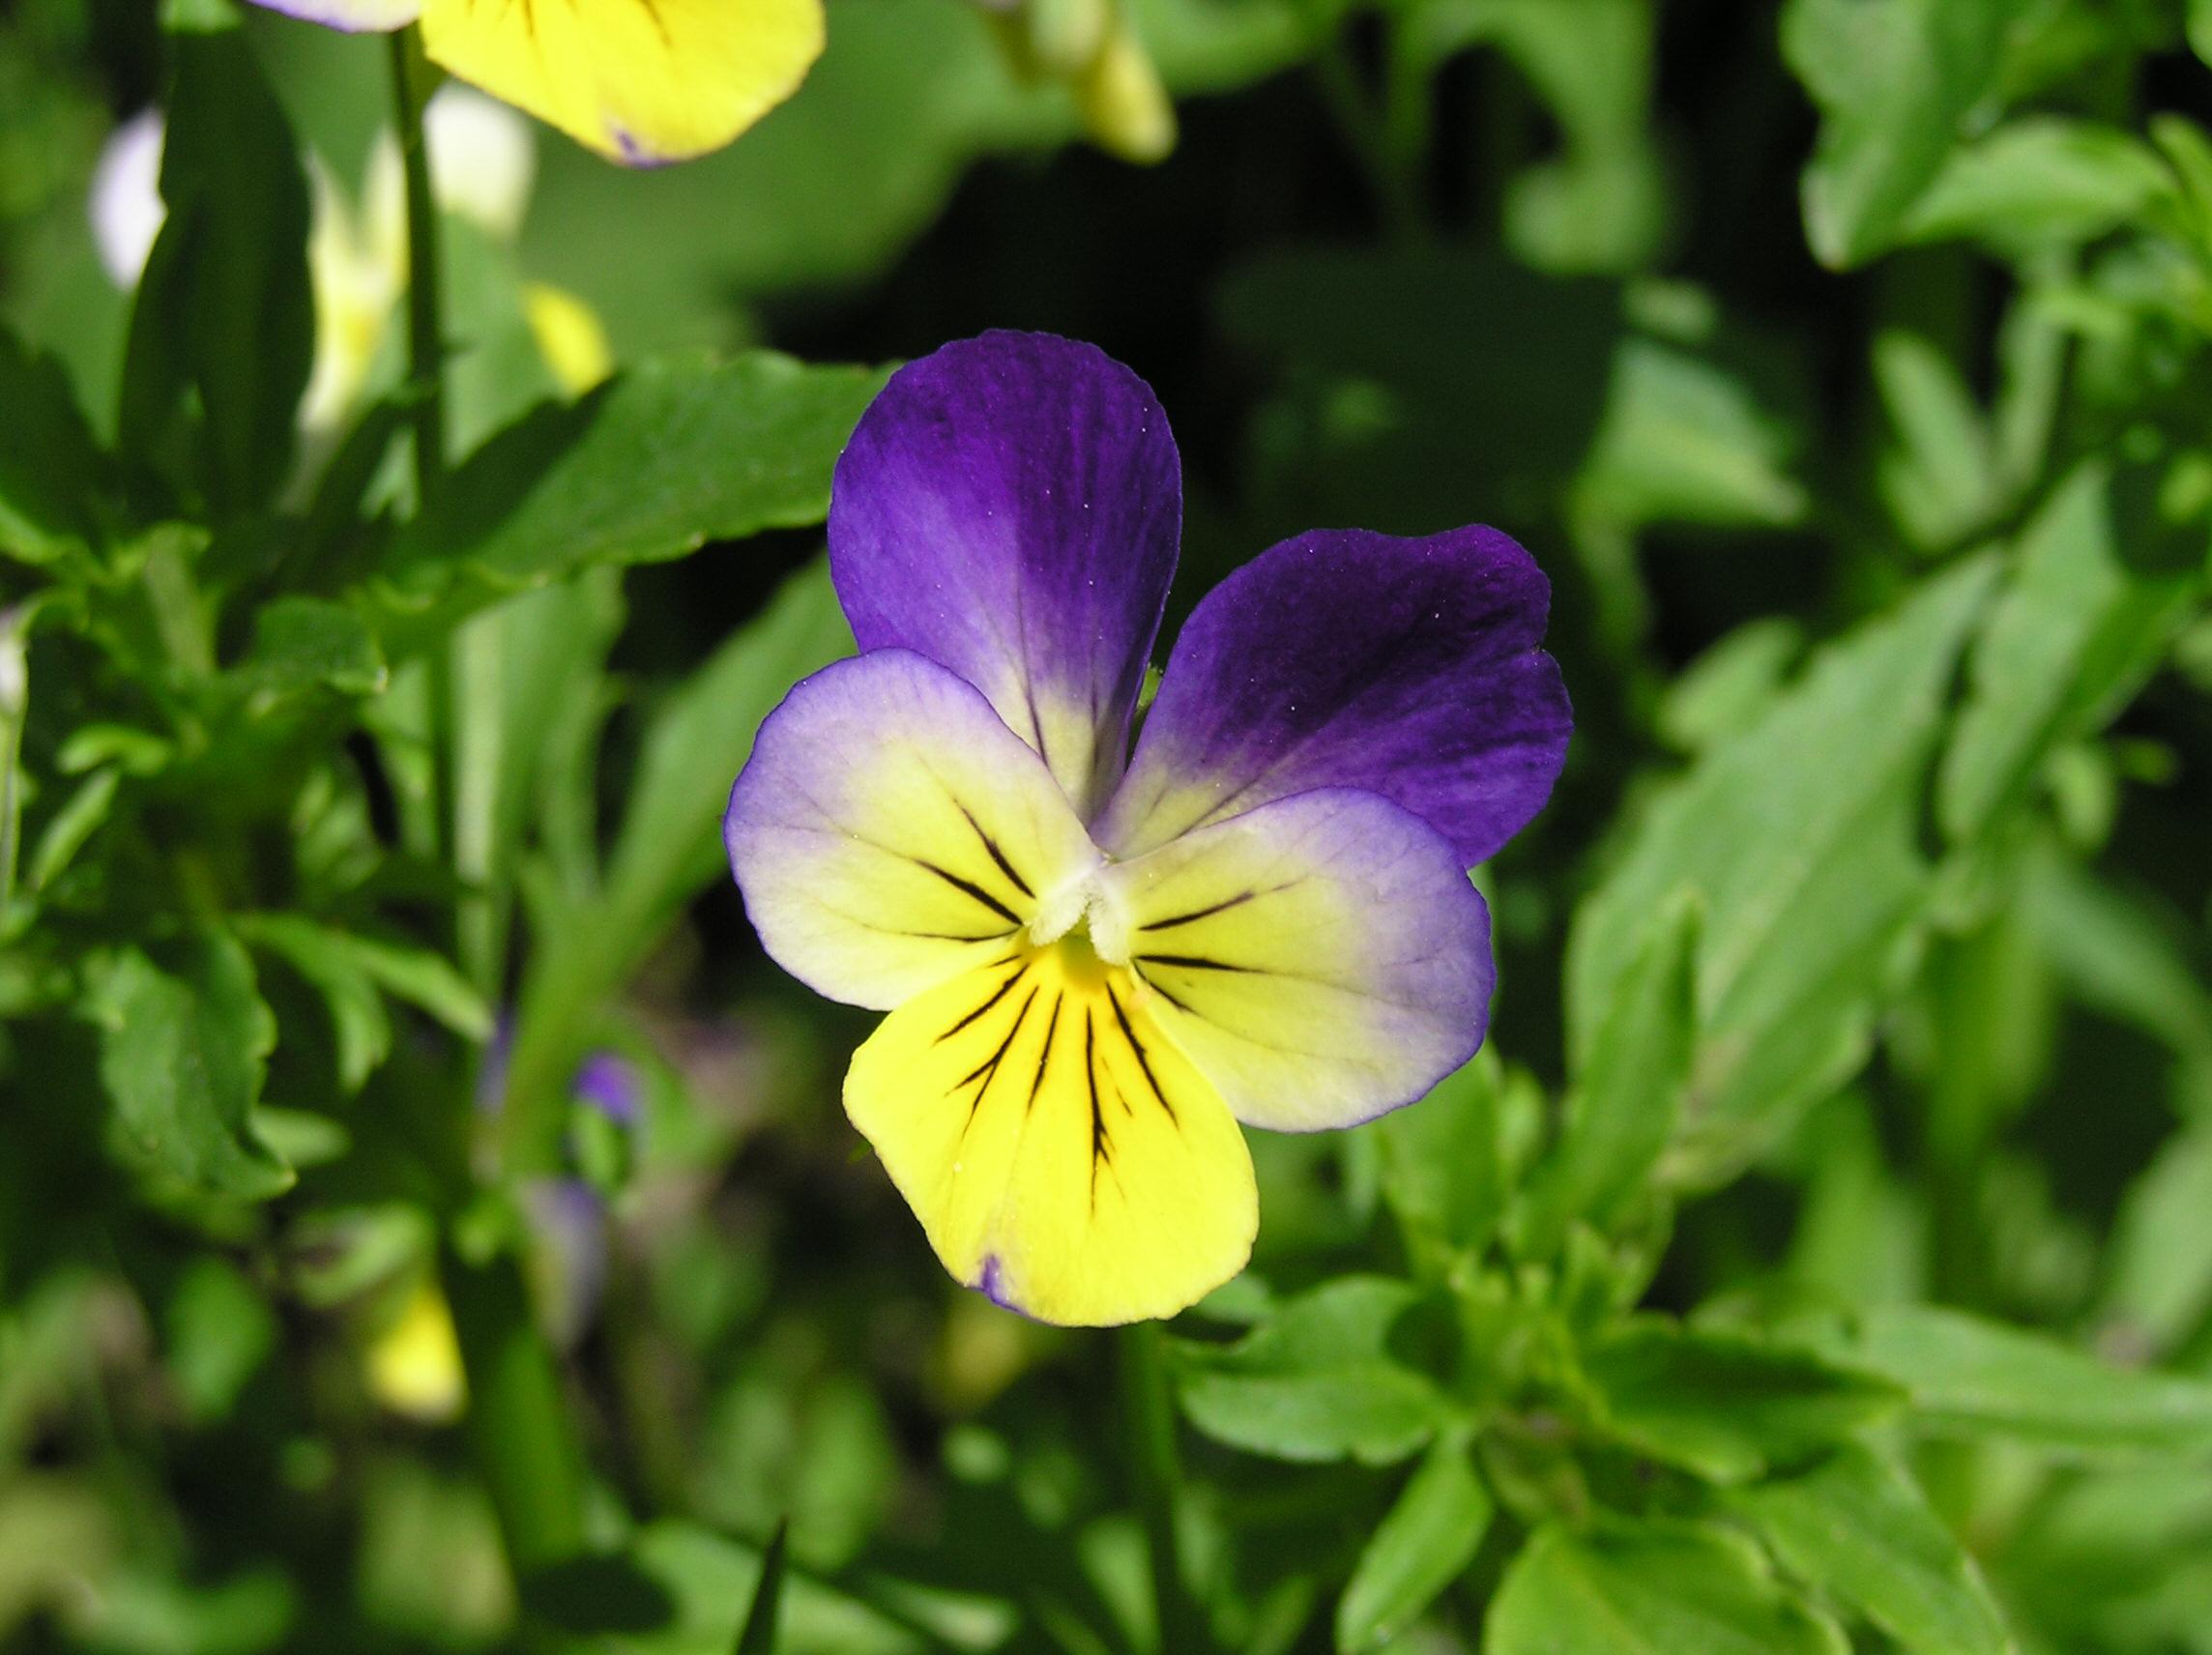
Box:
(724, 332, 1571, 1326)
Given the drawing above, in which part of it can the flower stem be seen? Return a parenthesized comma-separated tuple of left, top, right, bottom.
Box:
(1119, 1322, 1210, 1654)
(389, 28, 447, 508)
(444, 1243, 590, 1573)
(387, 33, 586, 1597)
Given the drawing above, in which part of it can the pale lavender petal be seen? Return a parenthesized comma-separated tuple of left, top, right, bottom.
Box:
(246, 0, 421, 30)
(1100, 787, 1492, 1132)
(829, 332, 1180, 819)
(723, 648, 1101, 1011)
(89, 110, 165, 290)
(1093, 526, 1570, 868)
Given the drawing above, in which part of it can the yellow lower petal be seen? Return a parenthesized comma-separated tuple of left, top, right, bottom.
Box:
(420, 0, 824, 165)
(847, 940, 1257, 1326)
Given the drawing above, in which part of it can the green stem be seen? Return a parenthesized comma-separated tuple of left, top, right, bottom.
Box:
(451, 612, 506, 993)
(388, 35, 587, 1598)
(389, 28, 448, 508)
(1311, 40, 1423, 243)
(390, 32, 501, 1000)
(1119, 1323, 1209, 1655)
(443, 1245, 590, 1572)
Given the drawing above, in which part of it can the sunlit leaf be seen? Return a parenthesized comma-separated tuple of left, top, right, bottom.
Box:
(1487, 1523, 1848, 1655)
(1726, 1444, 2012, 1655)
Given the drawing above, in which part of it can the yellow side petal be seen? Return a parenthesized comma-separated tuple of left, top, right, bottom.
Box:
(847, 942, 1257, 1326)
(420, 0, 825, 165)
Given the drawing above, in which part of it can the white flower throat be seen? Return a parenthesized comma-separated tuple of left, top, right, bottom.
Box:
(1027, 865, 1133, 966)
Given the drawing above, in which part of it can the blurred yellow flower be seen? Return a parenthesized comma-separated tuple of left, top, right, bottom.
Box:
(249, 0, 821, 165)
(92, 87, 616, 434)
(364, 1280, 466, 1423)
(523, 283, 615, 396)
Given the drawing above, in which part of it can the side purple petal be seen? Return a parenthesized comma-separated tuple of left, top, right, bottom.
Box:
(829, 332, 1181, 820)
(1092, 525, 1571, 868)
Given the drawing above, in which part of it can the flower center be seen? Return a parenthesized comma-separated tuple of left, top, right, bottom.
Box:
(1027, 870, 1131, 967)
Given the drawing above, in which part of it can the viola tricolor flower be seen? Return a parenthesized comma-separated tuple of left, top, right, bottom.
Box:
(724, 333, 1570, 1326)
(247, 0, 821, 166)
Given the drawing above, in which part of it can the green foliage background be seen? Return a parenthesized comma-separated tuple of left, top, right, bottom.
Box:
(5, 0, 2212, 1650)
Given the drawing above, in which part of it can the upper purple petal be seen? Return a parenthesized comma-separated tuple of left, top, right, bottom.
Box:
(1092, 525, 1571, 868)
(828, 332, 1181, 819)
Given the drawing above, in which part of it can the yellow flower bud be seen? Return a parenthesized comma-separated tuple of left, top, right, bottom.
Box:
(1072, 18, 1177, 166)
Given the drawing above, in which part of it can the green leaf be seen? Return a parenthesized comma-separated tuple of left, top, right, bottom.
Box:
(1486, 1522, 1848, 1655)
(1726, 1443, 2012, 1655)
(1782, 0, 2011, 268)
(1940, 464, 2205, 845)
(25, 768, 120, 893)
(1898, 118, 2172, 254)
(1406, 0, 1664, 275)
(442, 216, 565, 456)
(1795, 1304, 2212, 1456)
(1566, 559, 1994, 1185)
(734, 1520, 789, 1655)
(1575, 334, 1808, 531)
(0, 328, 106, 566)
(1656, 620, 1803, 755)
(119, 23, 314, 515)
(2099, 1119, 2212, 1358)
(238, 596, 389, 700)
(495, 560, 851, 1167)
(612, 1520, 942, 1655)
(1874, 329, 1994, 550)
(1172, 1278, 1458, 1465)
(1377, 1053, 1510, 1258)
(1582, 1321, 1903, 1483)
(1335, 1436, 1493, 1653)
(2024, 853, 2212, 1068)
(382, 354, 889, 605)
(162, 1257, 277, 1424)
(233, 914, 490, 1045)
(233, 914, 393, 1092)
(80, 932, 294, 1201)
(603, 558, 854, 934)
(1519, 895, 1698, 1255)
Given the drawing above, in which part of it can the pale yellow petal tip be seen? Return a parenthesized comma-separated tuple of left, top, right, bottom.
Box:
(523, 282, 615, 395)
(365, 1280, 467, 1422)
(969, 1223, 1255, 1328)
(1072, 21, 1177, 166)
